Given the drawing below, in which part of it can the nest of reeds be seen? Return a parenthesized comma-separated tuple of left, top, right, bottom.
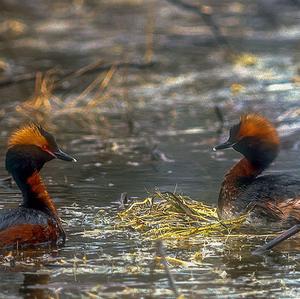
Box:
(116, 191, 248, 240)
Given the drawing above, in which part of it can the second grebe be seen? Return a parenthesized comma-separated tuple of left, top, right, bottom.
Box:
(213, 113, 300, 226)
(0, 124, 76, 249)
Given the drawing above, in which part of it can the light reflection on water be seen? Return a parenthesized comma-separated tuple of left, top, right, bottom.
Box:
(1, 0, 300, 298)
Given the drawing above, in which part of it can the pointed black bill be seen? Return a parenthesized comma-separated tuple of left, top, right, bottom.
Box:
(213, 140, 235, 151)
(252, 224, 300, 255)
(54, 149, 77, 162)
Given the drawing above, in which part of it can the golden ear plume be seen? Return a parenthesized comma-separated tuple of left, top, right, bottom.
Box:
(238, 113, 279, 145)
(8, 123, 48, 148)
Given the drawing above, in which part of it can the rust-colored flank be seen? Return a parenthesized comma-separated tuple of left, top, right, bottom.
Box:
(0, 224, 58, 248)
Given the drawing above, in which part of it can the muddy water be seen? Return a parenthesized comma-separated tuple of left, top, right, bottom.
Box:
(0, 0, 300, 298)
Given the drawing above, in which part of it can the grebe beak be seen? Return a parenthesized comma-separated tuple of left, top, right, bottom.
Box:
(213, 140, 235, 151)
(53, 148, 77, 162)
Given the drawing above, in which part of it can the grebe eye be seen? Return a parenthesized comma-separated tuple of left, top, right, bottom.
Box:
(42, 145, 47, 150)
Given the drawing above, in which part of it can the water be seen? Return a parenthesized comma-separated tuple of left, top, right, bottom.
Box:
(1, 0, 300, 298)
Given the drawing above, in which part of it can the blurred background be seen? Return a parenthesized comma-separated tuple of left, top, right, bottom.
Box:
(0, 0, 300, 298)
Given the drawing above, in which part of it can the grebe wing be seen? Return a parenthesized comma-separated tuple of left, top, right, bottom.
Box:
(0, 208, 51, 231)
(238, 174, 300, 221)
(241, 174, 300, 201)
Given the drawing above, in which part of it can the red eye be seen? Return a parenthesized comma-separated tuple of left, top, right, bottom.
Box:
(41, 144, 55, 158)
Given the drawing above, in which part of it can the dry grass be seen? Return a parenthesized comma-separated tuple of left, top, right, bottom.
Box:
(15, 66, 117, 132)
(116, 191, 248, 240)
(232, 52, 258, 66)
(16, 71, 59, 125)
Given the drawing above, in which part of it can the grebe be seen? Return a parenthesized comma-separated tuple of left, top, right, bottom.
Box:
(0, 124, 76, 249)
(213, 114, 300, 253)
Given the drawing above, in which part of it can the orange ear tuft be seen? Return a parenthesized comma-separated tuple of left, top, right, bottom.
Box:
(8, 124, 48, 148)
(238, 114, 279, 145)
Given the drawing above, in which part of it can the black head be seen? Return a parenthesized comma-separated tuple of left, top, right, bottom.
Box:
(6, 124, 76, 178)
(213, 114, 280, 168)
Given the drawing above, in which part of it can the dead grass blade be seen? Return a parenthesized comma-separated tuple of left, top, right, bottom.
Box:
(116, 191, 248, 241)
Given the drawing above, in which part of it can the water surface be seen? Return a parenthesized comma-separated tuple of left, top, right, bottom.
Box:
(0, 0, 300, 298)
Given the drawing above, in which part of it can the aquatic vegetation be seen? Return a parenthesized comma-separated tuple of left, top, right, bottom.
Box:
(116, 191, 248, 240)
(1, 0, 300, 297)
(230, 82, 245, 95)
(232, 52, 258, 66)
(15, 67, 117, 131)
(0, 19, 26, 35)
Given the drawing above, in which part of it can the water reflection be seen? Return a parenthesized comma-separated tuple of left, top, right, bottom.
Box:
(0, 0, 300, 298)
(20, 273, 51, 299)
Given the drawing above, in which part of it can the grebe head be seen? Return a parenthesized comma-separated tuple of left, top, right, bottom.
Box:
(6, 124, 76, 177)
(213, 114, 280, 168)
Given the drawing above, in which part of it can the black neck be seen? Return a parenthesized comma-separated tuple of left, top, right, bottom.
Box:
(12, 172, 45, 210)
(5, 145, 53, 212)
(233, 137, 279, 171)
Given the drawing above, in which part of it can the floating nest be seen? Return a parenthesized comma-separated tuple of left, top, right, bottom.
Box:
(116, 191, 248, 240)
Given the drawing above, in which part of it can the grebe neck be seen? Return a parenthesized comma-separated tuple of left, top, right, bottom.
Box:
(12, 170, 57, 217)
(218, 158, 264, 218)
